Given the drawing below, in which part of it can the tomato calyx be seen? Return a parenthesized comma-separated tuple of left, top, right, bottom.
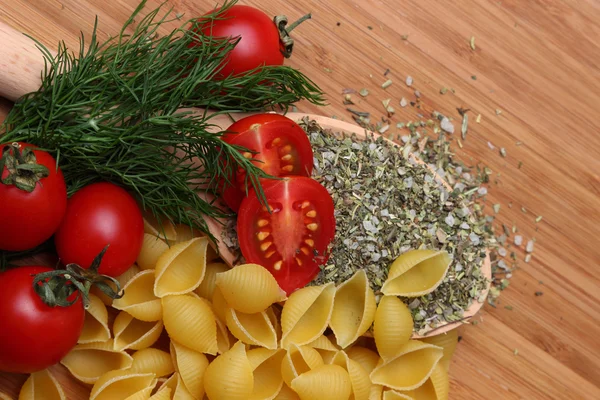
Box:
(274, 13, 312, 58)
(0, 143, 50, 193)
(31, 246, 124, 309)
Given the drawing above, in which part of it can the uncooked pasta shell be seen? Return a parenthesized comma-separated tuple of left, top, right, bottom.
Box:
(280, 283, 335, 348)
(156, 373, 194, 400)
(370, 340, 443, 391)
(137, 233, 169, 271)
(113, 270, 162, 322)
(408, 363, 449, 400)
(130, 348, 174, 377)
(90, 369, 156, 400)
(154, 237, 208, 297)
(143, 213, 177, 242)
(330, 351, 371, 400)
(195, 262, 229, 301)
(420, 330, 458, 371)
(79, 293, 111, 344)
(373, 296, 413, 361)
(113, 311, 163, 351)
(215, 264, 287, 314)
(91, 264, 140, 306)
(381, 250, 451, 297)
(18, 369, 65, 400)
(60, 340, 133, 384)
(170, 341, 209, 399)
(291, 364, 352, 400)
(226, 308, 278, 350)
(247, 348, 286, 400)
(281, 344, 324, 388)
(330, 270, 377, 349)
(346, 346, 380, 375)
(204, 341, 254, 400)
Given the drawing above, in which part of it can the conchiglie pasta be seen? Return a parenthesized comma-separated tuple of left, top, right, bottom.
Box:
(156, 373, 194, 400)
(381, 250, 451, 297)
(330, 351, 371, 400)
(226, 308, 278, 349)
(89, 369, 156, 400)
(18, 369, 65, 400)
(420, 330, 458, 371)
(215, 264, 287, 313)
(330, 270, 377, 349)
(172, 223, 203, 244)
(113, 270, 162, 322)
(374, 296, 413, 361)
(306, 334, 340, 363)
(346, 347, 380, 375)
(61, 340, 133, 384)
(370, 340, 443, 391)
(281, 283, 335, 348)
(247, 348, 286, 400)
(162, 295, 218, 355)
(137, 233, 169, 270)
(408, 363, 449, 400)
(154, 237, 208, 297)
(79, 293, 111, 344)
(197, 295, 231, 354)
(291, 364, 352, 400)
(148, 387, 171, 400)
(0, 392, 12, 400)
(91, 264, 140, 306)
(211, 286, 228, 323)
(382, 390, 414, 400)
(274, 384, 301, 400)
(281, 344, 324, 388)
(195, 262, 229, 301)
(266, 306, 282, 341)
(143, 212, 177, 242)
(113, 311, 163, 351)
(130, 348, 174, 377)
(369, 385, 384, 400)
(204, 341, 254, 400)
(170, 341, 209, 399)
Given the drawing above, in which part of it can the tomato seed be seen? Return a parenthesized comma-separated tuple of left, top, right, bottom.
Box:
(307, 223, 318, 231)
(295, 257, 303, 266)
(300, 247, 311, 255)
(273, 261, 283, 270)
(282, 165, 294, 172)
(256, 231, 270, 241)
(281, 154, 293, 161)
(260, 242, 273, 251)
(306, 210, 317, 218)
(304, 238, 315, 247)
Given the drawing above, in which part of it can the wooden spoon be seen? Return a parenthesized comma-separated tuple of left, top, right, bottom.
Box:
(0, 20, 490, 336)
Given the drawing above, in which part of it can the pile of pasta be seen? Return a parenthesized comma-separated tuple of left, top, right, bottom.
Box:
(12, 222, 459, 400)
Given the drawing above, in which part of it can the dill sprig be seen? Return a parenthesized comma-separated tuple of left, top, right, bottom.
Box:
(0, 0, 324, 252)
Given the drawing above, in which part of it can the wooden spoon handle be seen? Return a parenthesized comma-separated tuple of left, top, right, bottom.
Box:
(0, 21, 47, 102)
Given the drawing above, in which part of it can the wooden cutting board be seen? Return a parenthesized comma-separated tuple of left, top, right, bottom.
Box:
(1, 1, 599, 399)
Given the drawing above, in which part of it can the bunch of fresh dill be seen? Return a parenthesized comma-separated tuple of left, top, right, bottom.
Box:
(0, 0, 324, 264)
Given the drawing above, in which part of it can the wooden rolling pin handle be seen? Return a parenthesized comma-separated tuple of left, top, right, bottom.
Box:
(0, 20, 47, 102)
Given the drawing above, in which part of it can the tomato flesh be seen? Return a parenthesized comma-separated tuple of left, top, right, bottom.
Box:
(237, 176, 335, 294)
(54, 182, 144, 277)
(0, 266, 85, 373)
(222, 114, 313, 211)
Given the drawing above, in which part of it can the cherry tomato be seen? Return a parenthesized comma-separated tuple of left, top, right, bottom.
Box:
(0, 266, 85, 373)
(54, 182, 144, 277)
(0, 142, 67, 251)
(196, 5, 284, 77)
(237, 176, 335, 294)
(221, 114, 313, 211)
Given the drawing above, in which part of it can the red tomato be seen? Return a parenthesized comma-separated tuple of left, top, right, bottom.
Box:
(196, 5, 284, 77)
(237, 176, 335, 294)
(221, 114, 314, 211)
(54, 182, 144, 277)
(0, 142, 67, 251)
(0, 266, 85, 373)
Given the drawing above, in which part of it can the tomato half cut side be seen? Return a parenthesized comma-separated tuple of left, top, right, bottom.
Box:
(221, 114, 314, 211)
(237, 176, 336, 294)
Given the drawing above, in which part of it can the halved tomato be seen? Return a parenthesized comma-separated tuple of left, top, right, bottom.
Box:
(237, 176, 336, 294)
(221, 114, 313, 211)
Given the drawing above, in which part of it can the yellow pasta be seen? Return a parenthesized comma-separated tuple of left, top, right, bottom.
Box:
(381, 250, 451, 297)
(130, 348, 174, 377)
(195, 262, 229, 301)
(225, 308, 278, 349)
(330, 270, 377, 349)
(306, 334, 339, 352)
(18, 369, 65, 400)
(330, 351, 370, 400)
(211, 286, 228, 323)
(170, 341, 209, 399)
(370, 340, 443, 391)
(162, 294, 218, 355)
(346, 347, 380, 375)
(215, 264, 287, 314)
(143, 212, 177, 242)
(369, 385, 384, 400)
(172, 223, 203, 244)
(420, 330, 458, 371)
(281, 344, 324, 388)
(204, 341, 254, 400)
(137, 233, 169, 271)
(89, 369, 156, 400)
(247, 348, 286, 400)
(382, 390, 414, 400)
(281, 283, 335, 348)
(60, 340, 133, 384)
(148, 387, 171, 400)
(373, 296, 413, 361)
(91, 264, 140, 306)
(195, 296, 231, 354)
(405, 363, 449, 400)
(154, 237, 208, 297)
(113, 270, 162, 322)
(274, 384, 301, 400)
(291, 364, 352, 400)
(113, 311, 163, 351)
(79, 293, 111, 344)
(156, 373, 194, 400)
(0, 392, 12, 400)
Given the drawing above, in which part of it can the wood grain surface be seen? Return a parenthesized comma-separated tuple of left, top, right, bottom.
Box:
(1, 0, 599, 399)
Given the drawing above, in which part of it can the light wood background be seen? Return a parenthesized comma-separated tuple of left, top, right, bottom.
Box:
(1, 0, 599, 399)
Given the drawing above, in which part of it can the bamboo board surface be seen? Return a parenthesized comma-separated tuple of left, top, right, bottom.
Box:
(0, 0, 599, 399)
